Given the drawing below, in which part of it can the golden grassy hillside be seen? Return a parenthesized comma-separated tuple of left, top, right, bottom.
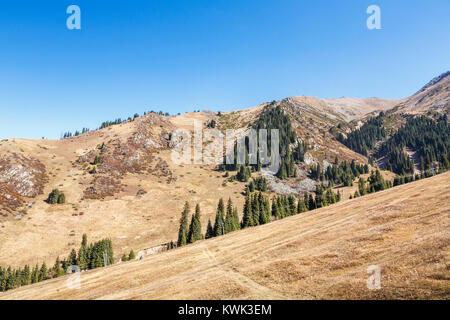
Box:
(0, 112, 247, 268)
(0, 98, 390, 269)
(2, 171, 448, 300)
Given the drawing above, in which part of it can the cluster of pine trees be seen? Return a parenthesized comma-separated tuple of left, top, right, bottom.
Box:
(255, 104, 300, 180)
(339, 113, 449, 176)
(310, 158, 369, 186)
(379, 115, 449, 175)
(392, 169, 437, 187)
(0, 263, 49, 292)
(383, 148, 414, 175)
(241, 192, 271, 227)
(62, 110, 173, 139)
(174, 199, 241, 247)
(236, 165, 252, 182)
(65, 235, 114, 270)
(62, 128, 90, 139)
(206, 198, 241, 238)
(99, 118, 127, 129)
(353, 169, 392, 198)
(121, 250, 135, 262)
(176, 202, 203, 247)
(47, 189, 66, 204)
(276, 148, 297, 180)
(0, 234, 113, 293)
(246, 176, 268, 195)
(98, 112, 143, 130)
(338, 113, 386, 156)
(219, 103, 301, 180)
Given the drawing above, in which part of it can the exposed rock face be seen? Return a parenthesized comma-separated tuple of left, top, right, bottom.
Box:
(0, 153, 47, 213)
(131, 113, 173, 149)
(79, 113, 177, 199)
(262, 168, 317, 195)
(303, 152, 316, 165)
(322, 159, 331, 171)
(0, 153, 46, 197)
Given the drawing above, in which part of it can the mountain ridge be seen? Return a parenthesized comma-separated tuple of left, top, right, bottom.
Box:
(0, 71, 448, 270)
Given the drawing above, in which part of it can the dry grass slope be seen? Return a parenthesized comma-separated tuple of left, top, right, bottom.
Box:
(2, 172, 449, 300)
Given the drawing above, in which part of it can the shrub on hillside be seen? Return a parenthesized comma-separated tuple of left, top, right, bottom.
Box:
(47, 189, 66, 204)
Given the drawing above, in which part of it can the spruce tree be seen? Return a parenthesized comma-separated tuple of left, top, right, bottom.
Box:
(271, 197, 278, 218)
(68, 248, 77, 266)
(241, 195, 254, 228)
(53, 257, 64, 277)
(225, 198, 234, 233)
(47, 189, 60, 204)
(39, 262, 47, 281)
(128, 250, 135, 260)
(193, 204, 202, 241)
(205, 219, 214, 239)
(22, 265, 31, 284)
(251, 193, 260, 225)
(187, 214, 196, 244)
(232, 207, 240, 231)
(213, 198, 225, 236)
(57, 192, 66, 204)
(177, 202, 190, 247)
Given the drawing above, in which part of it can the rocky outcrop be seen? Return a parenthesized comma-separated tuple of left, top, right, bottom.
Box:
(0, 153, 47, 213)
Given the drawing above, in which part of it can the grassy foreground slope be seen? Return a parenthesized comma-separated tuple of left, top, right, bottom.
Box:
(1, 172, 449, 300)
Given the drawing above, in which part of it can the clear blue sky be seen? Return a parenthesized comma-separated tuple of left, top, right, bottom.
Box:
(0, 0, 449, 139)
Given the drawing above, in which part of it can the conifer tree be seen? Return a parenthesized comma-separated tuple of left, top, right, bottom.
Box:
(251, 193, 260, 225)
(271, 197, 278, 218)
(177, 202, 190, 247)
(213, 198, 225, 236)
(68, 248, 77, 266)
(193, 204, 203, 241)
(205, 219, 214, 239)
(53, 257, 64, 277)
(308, 194, 316, 210)
(288, 195, 296, 216)
(187, 214, 196, 244)
(39, 262, 47, 282)
(128, 250, 135, 260)
(57, 192, 66, 204)
(22, 265, 31, 284)
(241, 195, 254, 228)
(297, 198, 308, 213)
(47, 189, 60, 204)
(225, 198, 234, 233)
(232, 207, 240, 231)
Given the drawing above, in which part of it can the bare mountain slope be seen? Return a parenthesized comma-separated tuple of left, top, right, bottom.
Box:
(289, 96, 398, 123)
(1, 172, 448, 300)
(392, 71, 450, 115)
